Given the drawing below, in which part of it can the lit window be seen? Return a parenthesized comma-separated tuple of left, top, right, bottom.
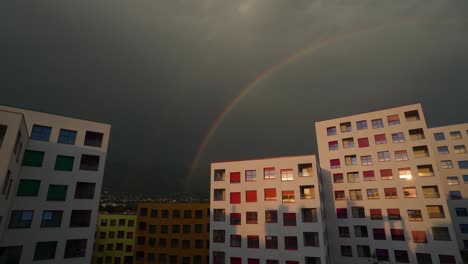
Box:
(387, 208, 401, 220)
(360, 155, 372, 166)
(333, 173, 344, 183)
(328, 141, 339, 150)
(245, 170, 256, 181)
(422, 185, 440, 198)
(247, 236, 259, 248)
(356, 120, 367, 130)
(450, 131, 462, 140)
(214, 169, 225, 181)
(230, 235, 241, 247)
(264, 188, 276, 201)
(380, 169, 393, 180)
(245, 190, 257, 202)
(281, 190, 295, 203)
(230, 172, 240, 183)
(334, 190, 345, 200)
(342, 137, 354, 148)
(327, 126, 337, 136)
(384, 188, 397, 199)
(441, 160, 453, 169)
(265, 210, 278, 223)
(283, 213, 296, 226)
(246, 212, 258, 224)
(280, 169, 293, 181)
(407, 209, 423, 221)
(340, 122, 352, 132)
(370, 209, 382, 220)
(395, 150, 409, 161)
(265, 236, 278, 249)
(366, 188, 379, 199)
(363, 170, 375, 181)
(447, 176, 459, 185)
(347, 172, 359, 183)
(377, 151, 390, 162)
(30, 125, 52, 142)
(58, 129, 77, 145)
(345, 155, 357, 166)
(403, 187, 417, 198)
(449, 191, 462, 200)
(374, 134, 387, 144)
(357, 137, 369, 148)
(454, 145, 467, 154)
(263, 167, 276, 179)
(298, 163, 312, 176)
(371, 119, 384, 129)
(417, 165, 434, 176)
(434, 132, 445, 141)
(349, 189, 363, 201)
(213, 189, 225, 201)
(427, 205, 445, 218)
(300, 185, 315, 199)
(387, 115, 400, 125)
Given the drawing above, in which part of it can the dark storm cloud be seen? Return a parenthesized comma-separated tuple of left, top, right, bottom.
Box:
(1, 1, 467, 195)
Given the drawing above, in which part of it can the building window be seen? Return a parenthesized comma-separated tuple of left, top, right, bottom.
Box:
(357, 245, 371, 258)
(264, 188, 276, 201)
(245, 170, 256, 181)
(456, 207, 468, 217)
(366, 188, 379, 199)
(374, 134, 387, 144)
(409, 128, 425, 140)
(464, 175, 468, 183)
(213, 252, 225, 264)
(392, 132, 405, 143)
(33, 241, 57, 261)
(427, 205, 445, 218)
(230, 213, 241, 225)
(334, 190, 345, 200)
(230, 172, 240, 183)
(395, 150, 409, 161)
(281, 169, 293, 181)
(284, 236, 298, 250)
(404, 110, 420, 121)
(458, 160, 468, 169)
(403, 187, 417, 198)
(360, 155, 372, 166)
(380, 169, 393, 180)
(330, 159, 341, 169)
(298, 163, 313, 176)
(351, 207, 365, 218)
(41, 210, 63, 227)
(398, 167, 412, 179)
(303, 232, 319, 247)
(266, 260, 279, 264)
(171, 238, 179, 248)
(345, 155, 357, 166)
(432, 227, 451, 241)
(0, 124, 7, 148)
(339, 226, 350, 237)
(47, 185, 68, 201)
(64, 239, 87, 258)
(412, 231, 427, 243)
(387, 115, 400, 125)
(213, 230, 225, 243)
(357, 137, 369, 148)
(214, 169, 225, 181)
(283, 213, 296, 226)
(31, 125, 52, 141)
(84, 131, 103, 147)
(300, 185, 315, 199)
(336, 208, 348, 219)
(356, 120, 367, 130)
(342, 137, 354, 148)
(417, 165, 434, 176)
(160, 225, 168, 233)
(149, 225, 156, 233)
(265, 236, 278, 249)
(74, 182, 95, 199)
(231, 257, 241, 264)
(69, 210, 91, 227)
(349, 189, 363, 201)
(449, 191, 462, 200)
(370, 209, 383, 220)
(333, 173, 344, 183)
(394, 250, 409, 263)
(422, 185, 440, 198)
(340, 122, 352, 132)
(434, 132, 445, 141)
(214, 189, 225, 201)
(377, 151, 390, 162)
(373, 228, 386, 240)
(16, 179, 40, 196)
(354, 225, 368, 237)
(230, 192, 240, 204)
(150, 209, 158, 218)
(264, 167, 276, 179)
(328, 140, 339, 150)
(450, 131, 462, 139)
(22, 150, 45, 167)
(384, 188, 397, 199)
(437, 146, 449, 154)
(246, 212, 258, 224)
(230, 235, 241, 248)
(79, 154, 100, 171)
(413, 145, 430, 157)
(361, 170, 375, 181)
(265, 210, 278, 223)
(341, 246, 352, 257)
(140, 208, 148, 217)
(301, 208, 317, 222)
(172, 224, 180, 233)
(245, 190, 257, 202)
(460, 224, 468, 233)
(372, 119, 384, 129)
(327, 126, 337, 136)
(441, 160, 454, 169)
(281, 190, 295, 203)
(447, 176, 459, 185)
(54, 155, 74, 171)
(439, 255, 456, 264)
(454, 145, 467, 154)
(9, 210, 34, 228)
(247, 236, 260, 248)
(58, 129, 77, 145)
(375, 249, 389, 261)
(387, 208, 401, 220)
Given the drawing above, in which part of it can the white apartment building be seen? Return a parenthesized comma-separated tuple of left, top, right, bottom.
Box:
(428, 124, 468, 259)
(0, 105, 110, 264)
(210, 155, 327, 264)
(315, 103, 463, 264)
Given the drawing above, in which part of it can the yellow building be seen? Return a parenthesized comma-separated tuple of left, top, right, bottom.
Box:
(135, 202, 210, 264)
(93, 213, 137, 264)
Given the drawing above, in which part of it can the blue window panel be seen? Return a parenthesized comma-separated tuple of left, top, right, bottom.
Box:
(434, 132, 445, 141)
(460, 224, 468, 233)
(58, 129, 77, 145)
(458, 161, 468, 169)
(30, 125, 52, 141)
(463, 175, 468, 183)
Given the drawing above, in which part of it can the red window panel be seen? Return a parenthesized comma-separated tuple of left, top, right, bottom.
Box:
(387, 115, 400, 123)
(380, 169, 393, 176)
(246, 190, 257, 202)
(391, 229, 405, 241)
(283, 213, 296, 226)
(358, 137, 370, 148)
(231, 257, 242, 264)
(384, 188, 397, 193)
(411, 231, 427, 243)
(336, 208, 347, 218)
(387, 208, 400, 215)
(363, 170, 375, 178)
(248, 259, 259, 264)
(230, 192, 241, 204)
(230, 172, 240, 183)
(330, 159, 341, 169)
(230, 213, 241, 225)
(375, 134, 386, 141)
(264, 188, 276, 201)
(286, 262, 299, 264)
(333, 173, 344, 183)
(370, 209, 382, 214)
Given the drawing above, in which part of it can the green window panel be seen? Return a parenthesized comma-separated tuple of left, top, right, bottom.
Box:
(54, 156, 74, 171)
(47, 185, 68, 201)
(17, 179, 41, 196)
(22, 150, 45, 167)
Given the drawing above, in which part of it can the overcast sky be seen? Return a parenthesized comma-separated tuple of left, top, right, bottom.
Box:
(1, 1, 468, 196)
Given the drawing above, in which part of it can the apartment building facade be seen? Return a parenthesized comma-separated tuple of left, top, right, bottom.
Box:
(93, 213, 137, 264)
(210, 155, 326, 264)
(134, 202, 210, 264)
(0, 105, 110, 263)
(315, 103, 462, 264)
